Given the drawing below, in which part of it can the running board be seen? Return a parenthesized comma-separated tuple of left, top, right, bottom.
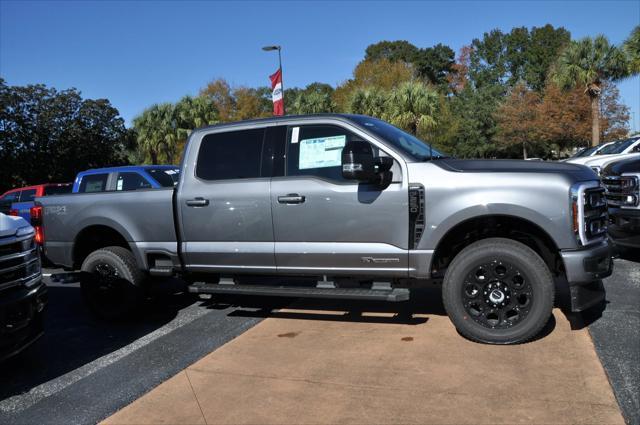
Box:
(187, 283, 410, 302)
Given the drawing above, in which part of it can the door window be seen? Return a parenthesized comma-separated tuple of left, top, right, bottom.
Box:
(286, 125, 378, 183)
(1, 192, 19, 202)
(196, 129, 265, 181)
(79, 174, 109, 193)
(19, 189, 37, 202)
(116, 172, 153, 191)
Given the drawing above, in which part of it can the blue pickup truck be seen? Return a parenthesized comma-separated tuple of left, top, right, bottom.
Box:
(73, 165, 180, 193)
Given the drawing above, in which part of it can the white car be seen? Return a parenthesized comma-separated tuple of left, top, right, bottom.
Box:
(566, 137, 640, 166)
(583, 152, 640, 175)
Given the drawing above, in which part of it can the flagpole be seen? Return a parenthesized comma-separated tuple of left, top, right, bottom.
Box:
(277, 47, 285, 115)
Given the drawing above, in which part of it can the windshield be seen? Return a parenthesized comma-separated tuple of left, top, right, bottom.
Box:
(597, 138, 637, 155)
(44, 184, 72, 196)
(350, 116, 447, 161)
(574, 146, 597, 157)
(147, 168, 180, 187)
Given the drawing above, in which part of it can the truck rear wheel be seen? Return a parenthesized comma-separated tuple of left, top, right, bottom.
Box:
(80, 246, 143, 320)
(442, 238, 555, 344)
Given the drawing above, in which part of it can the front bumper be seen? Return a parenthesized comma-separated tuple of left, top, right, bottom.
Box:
(0, 279, 48, 362)
(608, 207, 640, 249)
(560, 240, 612, 312)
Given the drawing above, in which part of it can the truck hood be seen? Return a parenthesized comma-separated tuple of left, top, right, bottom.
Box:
(0, 213, 31, 238)
(602, 156, 640, 176)
(433, 158, 596, 180)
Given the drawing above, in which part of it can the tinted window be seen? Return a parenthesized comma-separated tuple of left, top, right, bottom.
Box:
(196, 129, 264, 181)
(1, 192, 19, 202)
(116, 172, 153, 191)
(147, 168, 180, 187)
(79, 174, 109, 193)
(44, 184, 72, 196)
(286, 125, 376, 183)
(20, 189, 37, 202)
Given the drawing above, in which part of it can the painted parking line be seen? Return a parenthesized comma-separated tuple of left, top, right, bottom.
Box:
(0, 304, 211, 414)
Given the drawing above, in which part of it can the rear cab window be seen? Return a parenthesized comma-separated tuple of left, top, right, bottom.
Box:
(19, 189, 37, 202)
(79, 173, 109, 193)
(44, 185, 72, 196)
(196, 128, 265, 181)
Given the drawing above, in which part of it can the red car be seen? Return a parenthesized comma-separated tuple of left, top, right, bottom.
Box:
(1, 183, 72, 223)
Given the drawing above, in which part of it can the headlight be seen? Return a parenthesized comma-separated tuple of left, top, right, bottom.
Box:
(16, 226, 35, 237)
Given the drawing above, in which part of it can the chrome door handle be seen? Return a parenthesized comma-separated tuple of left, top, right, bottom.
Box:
(186, 198, 209, 207)
(277, 194, 305, 204)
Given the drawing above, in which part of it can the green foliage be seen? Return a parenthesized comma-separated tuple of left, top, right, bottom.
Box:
(0, 79, 129, 193)
(623, 26, 640, 74)
(412, 44, 456, 87)
(365, 40, 418, 63)
(348, 87, 387, 118)
(289, 82, 335, 114)
(383, 81, 439, 135)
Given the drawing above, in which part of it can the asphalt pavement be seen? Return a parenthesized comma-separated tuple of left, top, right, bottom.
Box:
(0, 260, 638, 424)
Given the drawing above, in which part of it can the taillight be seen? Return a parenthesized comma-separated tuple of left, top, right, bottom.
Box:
(9, 209, 19, 216)
(30, 205, 44, 245)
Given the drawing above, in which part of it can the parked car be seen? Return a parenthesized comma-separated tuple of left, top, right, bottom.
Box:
(38, 114, 611, 344)
(73, 165, 180, 193)
(561, 141, 618, 161)
(0, 213, 47, 361)
(566, 136, 640, 169)
(0, 183, 72, 222)
(601, 156, 640, 260)
(582, 152, 640, 176)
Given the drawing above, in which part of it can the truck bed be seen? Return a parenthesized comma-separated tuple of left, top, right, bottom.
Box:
(38, 188, 178, 269)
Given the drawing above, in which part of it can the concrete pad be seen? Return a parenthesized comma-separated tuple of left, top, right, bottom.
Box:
(104, 307, 623, 424)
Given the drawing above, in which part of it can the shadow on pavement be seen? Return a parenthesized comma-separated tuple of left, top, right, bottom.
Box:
(0, 278, 196, 402)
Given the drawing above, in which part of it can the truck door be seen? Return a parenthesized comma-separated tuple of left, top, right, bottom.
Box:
(178, 127, 276, 273)
(271, 123, 410, 277)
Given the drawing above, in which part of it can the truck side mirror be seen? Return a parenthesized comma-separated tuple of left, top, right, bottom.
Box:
(342, 140, 376, 182)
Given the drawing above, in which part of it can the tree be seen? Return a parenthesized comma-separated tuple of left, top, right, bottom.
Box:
(553, 35, 629, 146)
(365, 40, 418, 63)
(536, 83, 591, 151)
(623, 25, 640, 74)
(199, 78, 236, 122)
(0, 79, 129, 192)
(494, 83, 541, 158)
(412, 44, 456, 87)
(333, 59, 414, 111)
(289, 83, 336, 115)
(132, 103, 179, 164)
(384, 81, 438, 135)
(347, 87, 387, 118)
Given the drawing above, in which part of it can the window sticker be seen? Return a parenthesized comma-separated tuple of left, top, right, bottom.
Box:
(116, 178, 123, 191)
(299, 135, 346, 170)
(291, 126, 300, 144)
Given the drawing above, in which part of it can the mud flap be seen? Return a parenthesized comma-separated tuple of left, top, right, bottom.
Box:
(570, 280, 606, 312)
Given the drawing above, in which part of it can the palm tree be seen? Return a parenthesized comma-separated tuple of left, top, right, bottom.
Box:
(383, 81, 439, 135)
(553, 35, 628, 147)
(623, 26, 640, 74)
(132, 103, 179, 164)
(348, 87, 387, 118)
(175, 95, 218, 139)
(291, 91, 335, 114)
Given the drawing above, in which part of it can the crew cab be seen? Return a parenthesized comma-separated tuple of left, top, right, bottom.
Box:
(601, 156, 640, 258)
(0, 183, 72, 222)
(38, 115, 612, 344)
(73, 165, 180, 193)
(0, 213, 47, 361)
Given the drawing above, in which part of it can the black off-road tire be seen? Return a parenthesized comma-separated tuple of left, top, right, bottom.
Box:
(80, 246, 144, 320)
(442, 238, 555, 344)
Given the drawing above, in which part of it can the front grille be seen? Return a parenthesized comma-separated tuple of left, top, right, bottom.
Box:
(0, 235, 40, 292)
(602, 176, 639, 207)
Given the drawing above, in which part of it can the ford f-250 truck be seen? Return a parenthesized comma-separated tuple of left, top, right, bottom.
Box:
(602, 155, 640, 259)
(38, 114, 612, 344)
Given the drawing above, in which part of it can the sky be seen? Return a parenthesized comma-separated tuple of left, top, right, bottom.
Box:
(1, 0, 639, 130)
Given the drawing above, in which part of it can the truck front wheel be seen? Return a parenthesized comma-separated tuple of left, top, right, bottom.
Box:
(442, 238, 555, 344)
(80, 246, 143, 320)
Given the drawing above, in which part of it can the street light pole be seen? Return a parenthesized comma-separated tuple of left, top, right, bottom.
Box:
(262, 45, 285, 114)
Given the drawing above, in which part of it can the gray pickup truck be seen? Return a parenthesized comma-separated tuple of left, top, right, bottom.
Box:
(39, 114, 612, 344)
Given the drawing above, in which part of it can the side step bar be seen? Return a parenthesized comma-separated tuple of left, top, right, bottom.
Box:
(187, 283, 410, 302)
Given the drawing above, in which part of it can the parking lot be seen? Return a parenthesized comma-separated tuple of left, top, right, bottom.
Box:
(0, 259, 638, 424)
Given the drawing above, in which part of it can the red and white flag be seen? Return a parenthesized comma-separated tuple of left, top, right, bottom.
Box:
(269, 68, 284, 116)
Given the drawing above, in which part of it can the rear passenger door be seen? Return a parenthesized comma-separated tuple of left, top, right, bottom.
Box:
(178, 126, 278, 273)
